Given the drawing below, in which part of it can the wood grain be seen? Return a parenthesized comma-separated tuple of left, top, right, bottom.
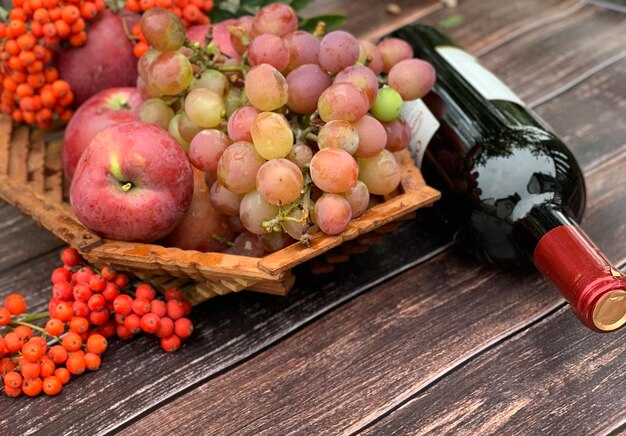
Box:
(361, 305, 626, 435)
(120, 2, 626, 434)
(2, 0, 625, 434)
(119, 146, 626, 435)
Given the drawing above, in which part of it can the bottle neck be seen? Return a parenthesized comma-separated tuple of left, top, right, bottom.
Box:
(531, 209, 626, 332)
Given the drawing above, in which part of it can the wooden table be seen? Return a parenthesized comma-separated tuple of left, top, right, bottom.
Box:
(2, 0, 626, 434)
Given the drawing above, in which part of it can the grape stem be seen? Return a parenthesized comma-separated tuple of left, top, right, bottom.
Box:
(305, 133, 318, 142)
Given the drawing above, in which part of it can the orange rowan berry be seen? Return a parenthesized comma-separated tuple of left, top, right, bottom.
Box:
(22, 376, 43, 397)
(69, 31, 87, 47)
(4, 294, 27, 315)
(4, 384, 21, 397)
(22, 341, 45, 363)
(20, 361, 41, 378)
(48, 345, 68, 364)
(139, 0, 155, 11)
(27, 60, 44, 74)
(9, 8, 28, 22)
(69, 317, 89, 334)
(16, 83, 34, 98)
(51, 79, 70, 98)
(52, 301, 73, 322)
(49, 8, 61, 21)
(39, 358, 56, 378)
(0, 308, 12, 325)
(54, 367, 70, 384)
(183, 4, 201, 22)
(33, 8, 49, 23)
(8, 20, 26, 37)
(94, 0, 106, 10)
(42, 0, 58, 8)
(11, 109, 23, 122)
(44, 66, 59, 83)
(29, 0, 44, 9)
(71, 17, 85, 33)
(0, 23, 5, 38)
(8, 56, 22, 70)
(0, 358, 17, 375)
(61, 5, 80, 23)
(54, 20, 70, 38)
(4, 371, 22, 389)
(60, 109, 73, 122)
(3, 332, 22, 352)
(65, 353, 86, 375)
(42, 22, 57, 37)
(42, 375, 62, 395)
(16, 34, 36, 51)
(30, 21, 43, 37)
(80, 2, 97, 19)
(84, 352, 101, 370)
(61, 332, 82, 352)
(161, 334, 181, 352)
(156, 0, 172, 7)
(133, 41, 149, 58)
(27, 72, 45, 89)
(86, 333, 107, 354)
(40, 89, 56, 108)
(13, 325, 33, 342)
(22, 110, 36, 124)
(4, 39, 20, 55)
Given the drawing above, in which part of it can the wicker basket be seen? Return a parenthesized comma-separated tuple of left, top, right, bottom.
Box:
(0, 116, 440, 304)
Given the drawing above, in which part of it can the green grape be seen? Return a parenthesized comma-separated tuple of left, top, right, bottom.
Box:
(184, 88, 224, 129)
(190, 69, 229, 97)
(139, 98, 175, 130)
(251, 112, 294, 159)
(168, 113, 189, 151)
(370, 87, 403, 122)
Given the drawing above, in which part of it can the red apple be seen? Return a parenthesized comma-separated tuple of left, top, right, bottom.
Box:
(70, 121, 193, 242)
(63, 87, 143, 183)
(163, 168, 234, 252)
(55, 10, 139, 106)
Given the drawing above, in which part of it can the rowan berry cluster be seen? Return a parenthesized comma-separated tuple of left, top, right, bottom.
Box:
(127, 0, 213, 57)
(0, 247, 194, 398)
(0, 0, 107, 127)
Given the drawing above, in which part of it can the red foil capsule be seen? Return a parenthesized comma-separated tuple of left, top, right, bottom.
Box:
(534, 225, 626, 332)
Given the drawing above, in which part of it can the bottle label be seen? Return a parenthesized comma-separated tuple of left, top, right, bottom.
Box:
(400, 98, 440, 167)
(435, 46, 524, 106)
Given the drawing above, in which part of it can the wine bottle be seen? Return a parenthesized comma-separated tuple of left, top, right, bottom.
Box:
(392, 24, 626, 332)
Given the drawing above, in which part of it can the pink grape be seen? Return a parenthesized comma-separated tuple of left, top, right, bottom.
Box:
(252, 3, 298, 37)
(227, 106, 260, 142)
(230, 16, 254, 57)
(232, 232, 267, 257)
(354, 115, 387, 157)
(209, 181, 243, 216)
(189, 129, 230, 172)
(377, 38, 414, 72)
(318, 30, 360, 73)
(140, 8, 185, 52)
(334, 65, 379, 105)
(177, 113, 203, 143)
(317, 83, 370, 123)
(388, 58, 436, 101)
(217, 141, 265, 194)
(138, 49, 159, 81)
(286, 64, 332, 114)
(148, 51, 193, 96)
(239, 190, 279, 235)
(309, 147, 358, 194)
(287, 144, 314, 169)
(251, 112, 294, 159)
(318, 120, 359, 155)
(284, 31, 321, 71)
(245, 64, 288, 111)
(358, 40, 383, 75)
(358, 149, 401, 195)
(343, 180, 370, 218)
(256, 159, 304, 206)
(248, 34, 290, 71)
(384, 117, 411, 151)
(314, 193, 352, 235)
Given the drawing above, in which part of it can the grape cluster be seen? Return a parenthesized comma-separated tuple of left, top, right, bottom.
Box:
(0, 247, 194, 398)
(137, 4, 436, 253)
(0, 0, 107, 127)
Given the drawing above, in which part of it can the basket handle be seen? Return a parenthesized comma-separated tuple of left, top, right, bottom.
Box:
(0, 173, 102, 251)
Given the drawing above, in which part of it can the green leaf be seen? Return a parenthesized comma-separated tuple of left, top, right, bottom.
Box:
(217, 0, 241, 14)
(290, 0, 311, 11)
(0, 6, 8, 21)
(298, 13, 346, 32)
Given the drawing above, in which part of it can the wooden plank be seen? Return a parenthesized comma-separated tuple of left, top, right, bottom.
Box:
(361, 305, 626, 435)
(0, 214, 451, 436)
(28, 137, 46, 193)
(534, 57, 626, 170)
(301, 0, 443, 41)
(0, 116, 11, 175)
(476, 5, 626, 103)
(7, 125, 29, 185)
(121, 150, 626, 435)
(2, 0, 621, 434)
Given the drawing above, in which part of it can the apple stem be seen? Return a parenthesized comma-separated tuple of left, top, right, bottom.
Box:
(121, 182, 133, 192)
